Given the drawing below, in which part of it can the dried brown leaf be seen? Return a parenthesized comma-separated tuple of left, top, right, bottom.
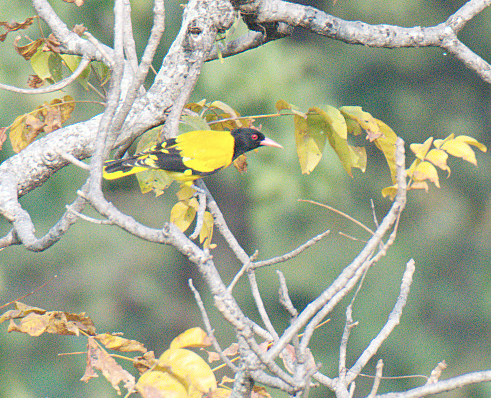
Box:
(133, 351, 157, 374)
(0, 17, 36, 41)
(233, 154, 248, 173)
(72, 24, 87, 36)
(27, 74, 44, 88)
(7, 309, 95, 336)
(0, 302, 46, 324)
(14, 37, 43, 60)
(82, 337, 136, 395)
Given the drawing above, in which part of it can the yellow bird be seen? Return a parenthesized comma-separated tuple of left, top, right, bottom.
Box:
(103, 128, 283, 182)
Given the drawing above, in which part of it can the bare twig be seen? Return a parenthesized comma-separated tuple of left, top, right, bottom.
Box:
(367, 359, 384, 398)
(244, 0, 491, 82)
(268, 138, 406, 362)
(247, 269, 279, 340)
(0, 56, 91, 95)
(228, 228, 329, 292)
(65, 204, 112, 225)
(188, 279, 238, 372)
(347, 259, 415, 383)
(277, 270, 298, 318)
(426, 361, 447, 385)
(58, 151, 90, 171)
(376, 369, 491, 398)
(190, 188, 207, 240)
(252, 229, 330, 270)
(299, 200, 375, 235)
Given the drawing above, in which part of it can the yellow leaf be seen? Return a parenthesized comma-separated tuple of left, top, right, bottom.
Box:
(275, 99, 307, 118)
(434, 133, 455, 149)
(170, 200, 198, 232)
(412, 161, 440, 188)
(176, 184, 196, 201)
(381, 185, 398, 200)
(137, 169, 173, 196)
(96, 333, 147, 353)
(30, 48, 52, 80)
(441, 139, 477, 165)
(409, 181, 429, 192)
(211, 387, 232, 398)
(410, 137, 433, 160)
(312, 105, 347, 139)
(426, 148, 450, 175)
(136, 371, 187, 398)
(373, 119, 398, 182)
(157, 348, 217, 394)
(59, 95, 75, 123)
(0, 301, 46, 323)
(252, 386, 272, 398)
(170, 327, 211, 350)
(199, 211, 216, 249)
(184, 99, 207, 114)
(339, 106, 381, 141)
(454, 135, 487, 153)
(294, 113, 326, 175)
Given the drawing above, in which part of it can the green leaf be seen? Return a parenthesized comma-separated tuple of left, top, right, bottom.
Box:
(91, 61, 111, 85)
(61, 54, 90, 89)
(48, 53, 63, 82)
(180, 115, 210, 133)
(31, 49, 51, 80)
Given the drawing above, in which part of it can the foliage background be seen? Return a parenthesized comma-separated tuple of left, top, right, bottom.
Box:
(1, 0, 491, 397)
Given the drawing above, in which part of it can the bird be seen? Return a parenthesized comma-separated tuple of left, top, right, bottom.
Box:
(103, 127, 283, 182)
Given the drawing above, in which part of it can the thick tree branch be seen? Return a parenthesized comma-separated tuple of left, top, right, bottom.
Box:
(236, 0, 491, 82)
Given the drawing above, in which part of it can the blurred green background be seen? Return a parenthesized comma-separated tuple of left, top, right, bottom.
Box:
(1, 0, 491, 397)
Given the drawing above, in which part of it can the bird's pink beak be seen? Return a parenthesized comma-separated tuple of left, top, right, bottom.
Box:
(261, 137, 284, 149)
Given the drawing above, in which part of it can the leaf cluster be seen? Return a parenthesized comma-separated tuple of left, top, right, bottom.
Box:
(0, 302, 234, 398)
(383, 134, 487, 199)
(7, 95, 75, 152)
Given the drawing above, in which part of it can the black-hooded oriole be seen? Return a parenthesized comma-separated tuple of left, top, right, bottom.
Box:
(103, 127, 283, 182)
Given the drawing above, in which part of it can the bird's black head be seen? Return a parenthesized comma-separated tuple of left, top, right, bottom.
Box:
(231, 128, 283, 160)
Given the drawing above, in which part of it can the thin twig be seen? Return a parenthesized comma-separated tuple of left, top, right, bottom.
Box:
(299, 200, 375, 235)
(367, 359, 384, 398)
(277, 270, 298, 318)
(252, 229, 330, 270)
(0, 56, 91, 95)
(65, 204, 112, 225)
(188, 279, 238, 372)
(84, 32, 115, 67)
(347, 259, 416, 383)
(376, 369, 491, 398)
(426, 361, 447, 385)
(269, 138, 406, 361)
(247, 269, 279, 341)
(190, 188, 206, 240)
(58, 151, 90, 170)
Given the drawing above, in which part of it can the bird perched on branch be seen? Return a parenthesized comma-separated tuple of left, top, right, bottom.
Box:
(103, 127, 283, 182)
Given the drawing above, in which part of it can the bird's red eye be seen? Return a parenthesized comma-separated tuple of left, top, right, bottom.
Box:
(251, 134, 258, 140)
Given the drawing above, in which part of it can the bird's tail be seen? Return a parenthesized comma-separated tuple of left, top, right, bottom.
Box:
(103, 158, 148, 180)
